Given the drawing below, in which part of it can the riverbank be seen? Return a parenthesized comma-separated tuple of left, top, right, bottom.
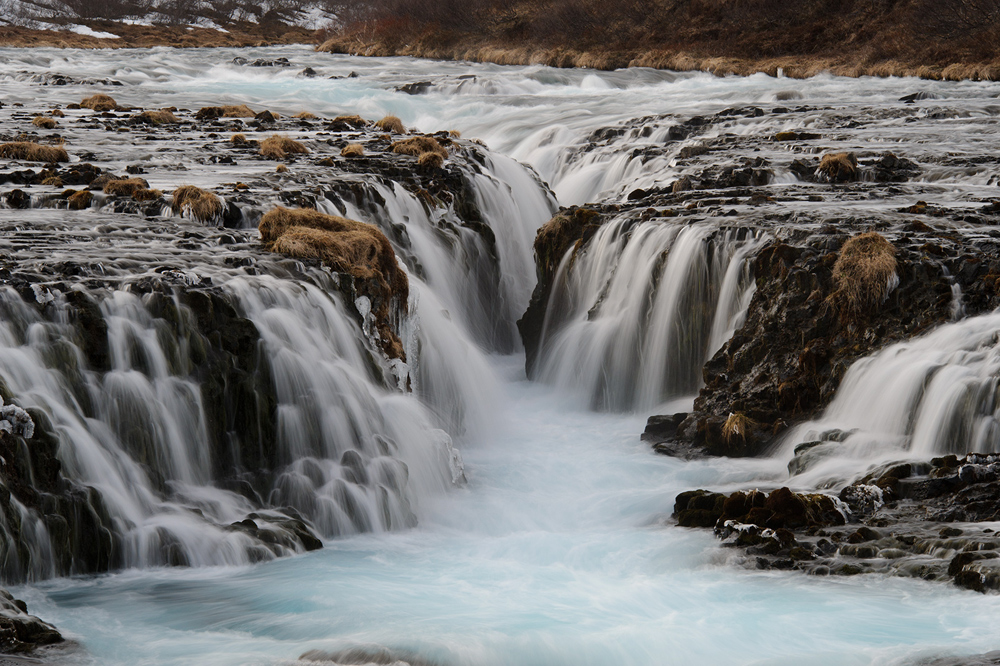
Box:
(318, 0, 1000, 81)
(0, 22, 318, 48)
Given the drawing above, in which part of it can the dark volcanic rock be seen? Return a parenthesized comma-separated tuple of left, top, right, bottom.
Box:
(0, 588, 62, 654)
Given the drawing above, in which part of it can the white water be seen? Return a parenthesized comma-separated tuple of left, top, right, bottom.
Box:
(780, 312, 1000, 490)
(535, 217, 765, 410)
(2, 45, 1000, 665)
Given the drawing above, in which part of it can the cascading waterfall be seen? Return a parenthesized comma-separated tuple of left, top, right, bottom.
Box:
(534, 215, 765, 411)
(321, 150, 556, 354)
(780, 311, 1000, 488)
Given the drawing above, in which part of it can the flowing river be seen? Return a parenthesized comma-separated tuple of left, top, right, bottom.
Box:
(2, 44, 1000, 665)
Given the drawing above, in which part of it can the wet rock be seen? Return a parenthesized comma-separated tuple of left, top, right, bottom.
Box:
(298, 67, 318, 78)
(397, 81, 433, 95)
(0, 588, 62, 654)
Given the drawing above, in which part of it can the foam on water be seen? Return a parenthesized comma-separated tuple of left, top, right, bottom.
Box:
(16, 371, 1000, 666)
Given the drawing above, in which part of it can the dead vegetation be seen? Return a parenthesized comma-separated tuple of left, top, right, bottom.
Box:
(320, 0, 1000, 80)
(832, 232, 899, 319)
(103, 177, 149, 196)
(231, 133, 248, 145)
(31, 116, 57, 129)
(171, 185, 223, 222)
(417, 151, 444, 168)
(293, 111, 318, 119)
(331, 114, 369, 129)
(374, 115, 406, 134)
(67, 190, 93, 210)
(260, 135, 309, 160)
(818, 152, 859, 182)
(722, 411, 758, 443)
(80, 94, 117, 111)
(276, 164, 289, 172)
(134, 110, 180, 125)
(340, 143, 365, 157)
(390, 136, 448, 158)
(195, 104, 256, 120)
(259, 206, 409, 358)
(132, 188, 163, 202)
(0, 141, 69, 163)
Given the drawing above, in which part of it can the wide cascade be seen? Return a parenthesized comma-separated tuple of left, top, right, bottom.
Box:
(2, 44, 1000, 666)
(531, 214, 764, 411)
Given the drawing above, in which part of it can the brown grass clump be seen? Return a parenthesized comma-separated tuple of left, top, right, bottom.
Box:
(134, 110, 179, 125)
(171, 185, 223, 222)
(260, 135, 309, 160)
(32, 116, 57, 129)
(80, 94, 117, 112)
(231, 133, 247, 145)
(0, 142, 69, 163)
(276, 164, 289, 173)
(390, 136, 448, 158)
(195, 104, 256, 119)
(293, 111, 318, 119)
(103, 177, 150, 196)
(417, 151, 444, 169)
(448, 130, 461, 138)
(132, 188, 163, 202)
(374, 115, 406, 134)
(722, 411, 757, 443)
(41, 176, 62, 187)
(818, 152, 859, 182)
(49, 109, 64, 118)
(340, 143, 364, 157)
(832, 232, 898, 319)
(328, 114, 369, 131)
(259, 207, 409, 359)
(67, 190, 92, 210)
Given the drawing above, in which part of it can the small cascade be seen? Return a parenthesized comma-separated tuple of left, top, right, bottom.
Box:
(0, 264, 467, 580)
(321, 149, 556, 353)
(781, 311, 1000, 488)
(533, 216, 765, 411)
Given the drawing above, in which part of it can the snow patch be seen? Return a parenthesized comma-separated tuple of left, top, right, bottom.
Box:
(66, 24, 120, 39)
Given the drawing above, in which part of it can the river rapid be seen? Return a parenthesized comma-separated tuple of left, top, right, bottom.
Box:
(2, 44, 1000, 665)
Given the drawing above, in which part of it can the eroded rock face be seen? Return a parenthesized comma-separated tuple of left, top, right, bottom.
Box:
(0, 587, 62, 654)
(675, 454, 1000, 592)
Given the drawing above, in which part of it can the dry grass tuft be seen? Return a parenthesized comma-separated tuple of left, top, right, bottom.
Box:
(833, 232, 898, 319)
(390, 136, 448, 158)
(103, 177, 150, 196)
(330, 114, 369, 130)
(293, 111, 318, 119)
(259, 208, 409, 360)
(0, 141, 69, 163)
(32, 116, 57, 129)
(722, 411, 757, 443)
(49, 109, 64, 118)
(374, 115, 406, 134)
(260, 135, 309, 160)
(195, 104, 256, 120)
(134, 110, 180, 125)
(231, 133, 247, 145)
(67, 190, 92, 210)
(172, 185, 224, 222)
(417, 151, 444, 168)
(340, 143, 365, 157)
(818, 152, 859, 182)
(80, 94, 117, 112)
(276, 164, 289, 173)
(448, 129, 461, 138)
(41, 176, 62, 187)
(132, 188, 163, 202)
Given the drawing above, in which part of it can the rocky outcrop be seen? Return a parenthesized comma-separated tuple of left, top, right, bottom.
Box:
(0, 588, 62, 654)
(675, 453, 1000, 592)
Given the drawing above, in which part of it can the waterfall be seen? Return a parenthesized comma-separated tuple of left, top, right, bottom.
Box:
(0, 268, 469, 580)
(319, 149, 556, 354)
(780, 311, 1000, 488)
(533, 216, 765, 411)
